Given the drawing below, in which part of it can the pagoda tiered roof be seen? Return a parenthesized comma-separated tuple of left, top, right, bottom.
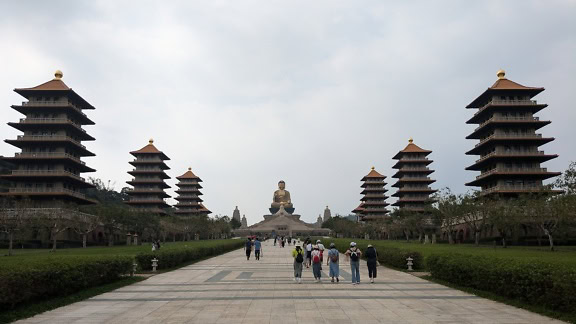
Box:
(391, 139, 437, 211)
(465, 70, 560, 197)
(0, 71, 97, 205)
(173, 168, 210, 217)
(354, 167, 389, 221)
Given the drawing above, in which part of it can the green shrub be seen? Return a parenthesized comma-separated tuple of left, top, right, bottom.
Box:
(427, 253, 576, 313)
(0, 256, 132, 310)
(135, 240, 244, 271)
(378, 248, 423, 270)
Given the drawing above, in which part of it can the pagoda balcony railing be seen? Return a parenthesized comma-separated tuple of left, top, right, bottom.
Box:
(396, 167, 430, 172)
(132, 158, 165, 163)
(19, 118, 87, 133)
(177, 195, 200, 199)
(126, 188, 165, 192)
(475, 150, 545, 163)
(129, 178, 165, 182)
(398, 176, 432, 181)
(475, 134, 542, 148)
(21, 101, 88, 117)
(8, 187, 87, 199)
(14, 152, 86, 165)
(476, 167, 548, 180)
(11, 170, 85, 181)
(397, 157, 428, 162)
(16, 135, 87, 149)
(477, 99, 538, 114)
(481, 184, 543, 194)
(176, 202, 200, 206)
(476, 116, 540, 130)
(130, 168, 164, 172)
(129, 197, 166, 202)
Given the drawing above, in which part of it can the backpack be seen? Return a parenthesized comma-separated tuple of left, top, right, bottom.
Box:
(312, 254, 320, 264)
(330, 252, 339, 263)
(295, 251, 304, 263)
(350, 249, 359, 262)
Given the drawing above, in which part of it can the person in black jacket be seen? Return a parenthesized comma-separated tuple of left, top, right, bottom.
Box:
(365, 244, 378, 283)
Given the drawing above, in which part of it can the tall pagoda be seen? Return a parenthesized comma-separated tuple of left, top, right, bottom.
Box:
(125, 139, 171, 214)
(391, 138, 436, 211)
(353, 167, 389, 221)
(465, 70, 560, 196)
(174, 167, 210, 217)
(0, 70, 97, 205)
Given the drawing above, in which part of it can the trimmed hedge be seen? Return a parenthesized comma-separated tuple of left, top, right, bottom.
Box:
(135, 240, 244, 271)
(427, 253, 576, 313)
(0, 256, 132, 310)
(321, 239, 423, 270)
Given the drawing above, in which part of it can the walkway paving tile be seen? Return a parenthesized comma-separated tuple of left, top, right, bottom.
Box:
(15, 240, 565, 323)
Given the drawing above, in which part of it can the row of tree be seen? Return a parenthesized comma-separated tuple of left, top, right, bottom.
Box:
(322, 162, 576, 251)
(0, 178, 234, 255)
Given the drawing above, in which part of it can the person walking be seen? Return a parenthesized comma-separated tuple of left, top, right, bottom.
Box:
(327, 243, 340, 283)
(244, 237, 253, 260)
(305, 240, 313, 268)
(254, 237, 262, 260)
(345, 242, 362, 285)
(292, 244, 305, 283)
(311, 245, 322, 282)
(365, 244, 378, 283)
(316, 240, 325, 262)
(274, 236, 277, 246)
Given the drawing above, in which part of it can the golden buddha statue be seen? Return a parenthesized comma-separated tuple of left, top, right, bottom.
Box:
(271, 180, 293, 210)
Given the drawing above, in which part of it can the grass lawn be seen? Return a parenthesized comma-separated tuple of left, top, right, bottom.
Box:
(0, 239, 240, 266)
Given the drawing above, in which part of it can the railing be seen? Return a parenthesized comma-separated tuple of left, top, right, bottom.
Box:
(477, 99, 538, 113)
(21, 101, 89, 118)
(481, 185, 544, 195)
(475, 116, 540, 131)
(10, 170, 85, 181)
(475, 167, 548, 180)
(15, 135, 87, 149)
(131, 158, 165, 163)
(14, 152, 86, 165)
(398, 176, 431, 181)
(8, 187, 88, 199)
(475, 150, 545, 163)
(475, 134, 543, 148)
(19, 118, 87, 133)
(130, 169, 164, 172)
(397, 167, 430, 172)
(128, 197, 166, 202)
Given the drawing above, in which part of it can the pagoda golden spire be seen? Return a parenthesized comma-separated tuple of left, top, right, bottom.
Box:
(409, 137, 413, 143)
(149, 138, 154, 144)
(497, 69, 506, 79)
(53, 70, 63, 80)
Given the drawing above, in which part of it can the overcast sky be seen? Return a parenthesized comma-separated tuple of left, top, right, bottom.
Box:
(1, 1, 575, 225)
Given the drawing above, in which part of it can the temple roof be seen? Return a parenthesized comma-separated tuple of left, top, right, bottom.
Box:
(14, 71, 95, 110)
(198, 204, 211, 214)
(130, 139, 170, 160)
(176, 167, 202, 181)
(361, 167, 386, 181)
(392, 138, 432, 159)
(467, 70, 544, 108)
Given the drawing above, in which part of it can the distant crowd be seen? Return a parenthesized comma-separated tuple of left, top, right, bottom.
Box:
(243, 236, 379, 285)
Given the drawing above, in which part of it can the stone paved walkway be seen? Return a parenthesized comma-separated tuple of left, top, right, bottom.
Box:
(18, 240, 563, 323)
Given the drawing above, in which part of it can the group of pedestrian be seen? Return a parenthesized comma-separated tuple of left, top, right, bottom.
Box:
(274, 236, 293, 247)
(244, 237, 262, 260)
(292, 240, 379, 285)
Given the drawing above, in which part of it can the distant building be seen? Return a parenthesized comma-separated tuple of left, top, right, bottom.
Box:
(0, 159, 13, 193)
(125, 139, 171, 214)
(353, 167, 389, 221)
(232, 206, 241, 223)
(391, 138, 437, 211)
(241, 214, 248, 228)
(465, 70, 560, 196)
(174, 167, 210, 217)
(0, 70, 97, 206)
(323, 205, 332, 222)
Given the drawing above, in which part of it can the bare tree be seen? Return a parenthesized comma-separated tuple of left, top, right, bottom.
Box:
(526, 194, 573, 251)
(462, 194, 489, 246)
(435, 189, 469, 244)
(70, 211, 100, 248)
(0, 198, 32, 255)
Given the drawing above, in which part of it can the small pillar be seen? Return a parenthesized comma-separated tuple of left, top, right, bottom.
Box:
(126, 233, 132, 246)
(133, 234, 139, 245)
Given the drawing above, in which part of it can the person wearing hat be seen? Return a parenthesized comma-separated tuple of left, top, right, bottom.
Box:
(292, 244, 305, 283)
(365, 244, 378, 283)
(311, 244, 323, 282)
(345, 242, 362, 285)
(327, 243, 340, 283)
(316, 239, 326, 262)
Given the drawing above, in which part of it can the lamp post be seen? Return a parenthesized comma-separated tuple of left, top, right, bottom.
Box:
(406, 257, 414, 271)
(151, 258, 159, 272)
